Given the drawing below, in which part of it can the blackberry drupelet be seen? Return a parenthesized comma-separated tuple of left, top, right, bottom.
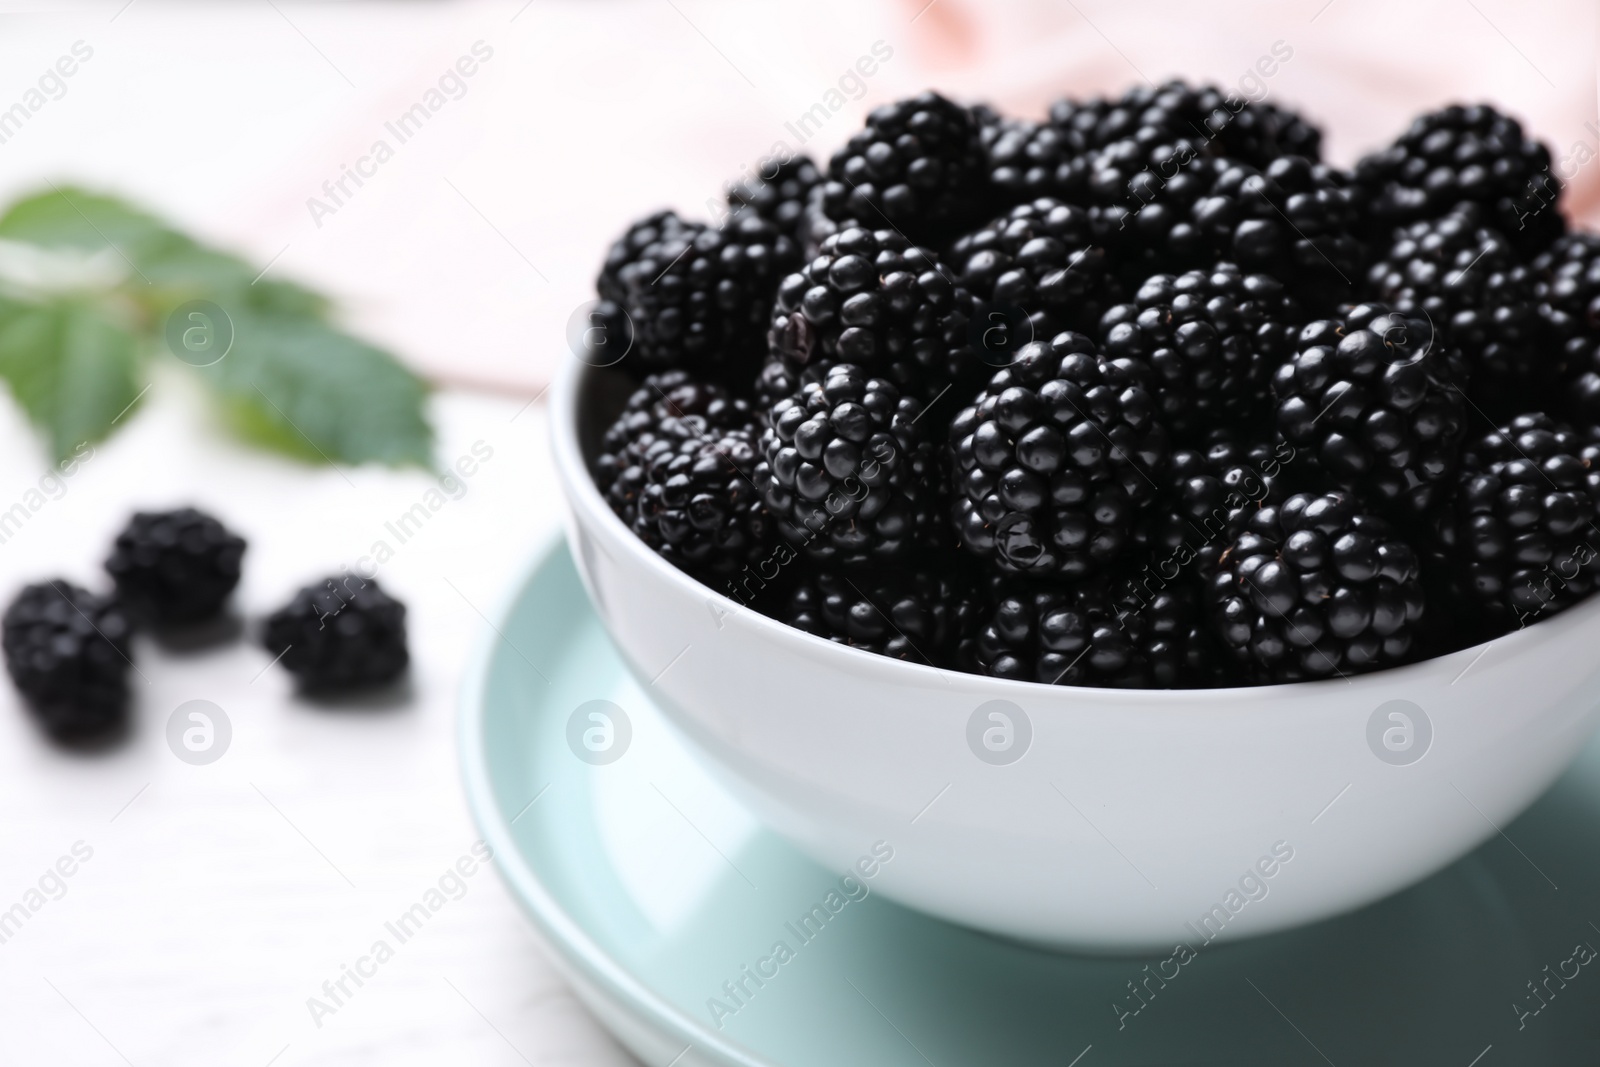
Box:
(1534, 232, 1600, 425)
(1210, 492, 1425, 681)
(1099, 263, 1302, 439)
(755, 364, 940, 566)
(1353, 103, 1563, 250)
(1432, 413, 1600, 630)
(263, 575, 408, 691)
(973, 577, 1221, 688)
(813, 92, 988, 247)
(625, 427, 770, 579)
(104, 507, 246, 625)
(1273, 303, 1469, 518)
(601, 212, 799, 378)
(948, 333, 1168, 578)
(767, 226, 978, 399)
(3, 581, 133, 739)
(779, 566, 969, 664)
(725, 155, 822, 238)
(950, 197, 1119, 347)
(1365, 204, 1542, 414)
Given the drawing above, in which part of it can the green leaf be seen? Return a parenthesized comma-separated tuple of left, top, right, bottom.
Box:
(191, 311, 432, 468)
(0, 185, 327, 318)
(0, 295, 142, 461)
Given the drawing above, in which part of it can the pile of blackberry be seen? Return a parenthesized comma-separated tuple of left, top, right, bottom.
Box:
(589, 87, 1600, 687)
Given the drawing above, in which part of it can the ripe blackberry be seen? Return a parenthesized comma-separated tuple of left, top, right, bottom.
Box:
(1534, 233, 1600, 425)
(767, 226, 978, 399)
(3, 581, 134, 739)
(1099, 263, 1302, 439)
(948, 333, 1168, 578)
(1134, 431, 1293, 561)
(1432, 413, 1600, 629)
(981, 117, 1091, 207)
(1087, 154, 1362, 306)
(1054, 81, 1321, 168)
(622, 427, 770, 579)
(725, 155, 822, 238)
(104, 508, 246, 625)
(1273, 303, 1469, 518)
(1210, 492, 1426, 681)
(1365, 204, 1542, 414)
(779, 565, 970, 665)
(814, 92, 988, 246)
(1353, 104, 1563, 250)
(263, 575, 408, 691)
(973, 577, 1221, 688)
(755, 364, 940, 566)
(599, 212, 799, 378)
(949, 197, 1119, 348)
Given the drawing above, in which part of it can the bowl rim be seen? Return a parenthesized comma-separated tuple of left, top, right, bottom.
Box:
(550, 353, 1600, 707)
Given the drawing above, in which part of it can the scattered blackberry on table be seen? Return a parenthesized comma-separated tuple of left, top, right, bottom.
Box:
(1210, 492, 1426, 682)
(1273, 303, 1469, 519)
(779, 565, 970, 664)
(948, 333, 1168, 578)
(1365, 204, 1542, 415)
(3, 581, 133, 740)
(767, 226, 978, 399)
(1353, 103, 1563, 250)
(755, 364, 940, 566)
(263, 576, 408, 691)
(950, 197, 1119, 348)
(1099, 263, 1302, 439)
(599, 212, 799, 378)
(1534, 233, 1600, 425)
(813, 91, 988, 247)
(725, 155, 822, 239)
(104, 508, 246, 626)
(973, 577, 1222, 688)
(1431, 413, 1600, 631)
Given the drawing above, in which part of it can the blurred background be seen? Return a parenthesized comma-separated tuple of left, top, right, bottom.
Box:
(0, 1, 1594, 1064)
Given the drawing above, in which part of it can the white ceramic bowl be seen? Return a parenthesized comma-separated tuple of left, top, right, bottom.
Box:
(551, 358, 1600, 953)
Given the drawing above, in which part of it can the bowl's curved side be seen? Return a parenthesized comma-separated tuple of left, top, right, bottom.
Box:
(552, 358, 1600, 951)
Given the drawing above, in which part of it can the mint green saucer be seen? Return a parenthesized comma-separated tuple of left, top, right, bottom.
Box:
(460, 540, 1600, 1066)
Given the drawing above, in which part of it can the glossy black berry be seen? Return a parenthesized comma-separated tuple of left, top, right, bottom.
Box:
(1432, 413, 1600, 630)
(725, 154, 822, 239)
(1210, 492, 1425, 681)
(1134, 430, 1294, 562)
(950, 197, 1120, 349)
(1087, 154, 1362, 307)
(779, 565, 972, 665)
(104, 508, 246, 625)
(756, 364, 940, 566)
(813, 92, 988, 246)
(598, 211, 799, 378)
(949, 333, 1168, 578)
(767, 227, 978, 399)
(974, 577, 1223, 688)
(1273, 303, 1470, 517)
(1365, 204, 1543, 415)
(1534, 232, 1600, 426)
(1353, 103, 1564, 251)
(1100, 263, 1302, 439)
(263, 576, 408, 691)
(4, 580, 134, 739)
